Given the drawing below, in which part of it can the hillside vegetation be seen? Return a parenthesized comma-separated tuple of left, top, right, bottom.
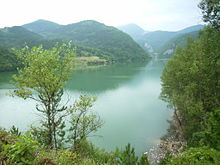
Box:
(158, 31, 200, 58)
(157, 0, 220, 162)
(0, 20, 150, 72)
(118, 24, 204, 58)
(23, 20, 150, 62)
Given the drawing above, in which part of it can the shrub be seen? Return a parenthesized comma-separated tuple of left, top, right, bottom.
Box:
(2, 133, 38, 164)
(35, 150, 78, 165)
(164, 147, 220, 165)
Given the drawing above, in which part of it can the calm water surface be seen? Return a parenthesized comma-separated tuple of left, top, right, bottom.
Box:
(0, 60, 171, 155)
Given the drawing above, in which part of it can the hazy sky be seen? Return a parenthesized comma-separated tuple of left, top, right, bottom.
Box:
(1, 0, 203, 31)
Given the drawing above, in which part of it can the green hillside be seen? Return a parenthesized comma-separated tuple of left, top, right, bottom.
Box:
(0, 46, 18, 71)
(118, 24, 204, 56)
(0, 26, 45, 48)
(23, 19, 61, 36)
(23, 20, 150, 62)
(158, 31, 200, 58)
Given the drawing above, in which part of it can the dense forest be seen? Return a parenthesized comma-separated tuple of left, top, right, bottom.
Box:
(156, 0, 220, 164)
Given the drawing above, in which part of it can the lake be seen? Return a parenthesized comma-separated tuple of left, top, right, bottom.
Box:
(0, 59, 172, 155)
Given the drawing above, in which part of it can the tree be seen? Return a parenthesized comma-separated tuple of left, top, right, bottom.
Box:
(12, 42, 75, 149)
(68, 95, 104, 151)
(118, 143, 138, 165)
(199, 0, 220, 29)
(161, 26, 220, 142)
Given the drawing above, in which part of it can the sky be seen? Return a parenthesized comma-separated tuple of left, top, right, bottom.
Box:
(0, 0, 203, 31)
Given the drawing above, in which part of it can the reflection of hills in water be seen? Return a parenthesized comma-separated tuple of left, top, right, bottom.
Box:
(0, 72, 15, 89)
(66, 62, 149, 93)
(66, 60, 166, 93)
(0, 60, 167, 93)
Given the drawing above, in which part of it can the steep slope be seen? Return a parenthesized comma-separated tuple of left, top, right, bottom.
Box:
(138, 24, 204, 54)
(140, 31, 176, 52)
(117, 23, 146, 40)
(158, 31, 200, 58)
(0, 26, 45, 48)
(0, 26, 58, 71)
(176, 24, 204, 34)
(23, 20, 150, 62)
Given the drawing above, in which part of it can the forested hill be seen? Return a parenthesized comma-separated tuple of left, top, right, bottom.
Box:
(158, 31, 200, 58)
(23, 19, 61, 36)
(0, 26, 44, 48)
(138, 25, 204, 55)
(23, 20, 150, 62)
(118, 24, 204, 58)
(0, 26, 61, 71)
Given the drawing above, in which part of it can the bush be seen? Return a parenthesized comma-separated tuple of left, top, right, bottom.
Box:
(164, 147, 220, 165)
(2, 133, 38, 164)
(35, 150, 78, 165)
(190, 108, 220, 150)
(73, 139, 116, 164)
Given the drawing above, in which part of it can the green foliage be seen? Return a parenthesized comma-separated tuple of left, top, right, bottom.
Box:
(138, 154, 150, 165)
(72, 139, 116, 164)
(0, 128, 15, 153)
(199, 0, 220, 29)
(164, 147, 220, 165)
(118, 143, 138, 165)
(2, 133, 38, 165)
(68, 95, 104, 151)
(0, 46, 18, 71)
(9, 125, 22, 136)
(160, 26, 220, 143)
(190, 108, 220, 150)
(35, 150, 78, 165)
(114, 143, 150, 165)
(12, 42, 75, 149)
(158, 31, 200, 58)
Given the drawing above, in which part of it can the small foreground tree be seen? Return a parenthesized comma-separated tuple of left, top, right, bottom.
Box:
(12, 42, 75, 149)
(68, 95, 104, 151)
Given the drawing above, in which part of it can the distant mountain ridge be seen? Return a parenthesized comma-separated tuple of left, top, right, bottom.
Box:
(117, 24, 146, 40)
(0, 26, 49, 48)
(0, 19, 151, 71)
(23, 20, 150, 62)
(158, 31, 200, 58)
(117, 24, 204, 57)
(23, 19, 62, 37)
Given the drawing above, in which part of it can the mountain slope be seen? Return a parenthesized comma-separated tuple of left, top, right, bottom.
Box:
(117, 23, 146, 40)
(141, 31, 177, 52)
(23, 19, 62, 37)
(158, 31, 200, 58)
(141, 25, 203, 53)
(0, 26, 45, 48)
(23, 20, 150, 62)
(176, 24, 204, 34)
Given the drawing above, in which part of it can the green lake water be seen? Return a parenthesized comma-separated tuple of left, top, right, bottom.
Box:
(0, 60, 172, 155)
